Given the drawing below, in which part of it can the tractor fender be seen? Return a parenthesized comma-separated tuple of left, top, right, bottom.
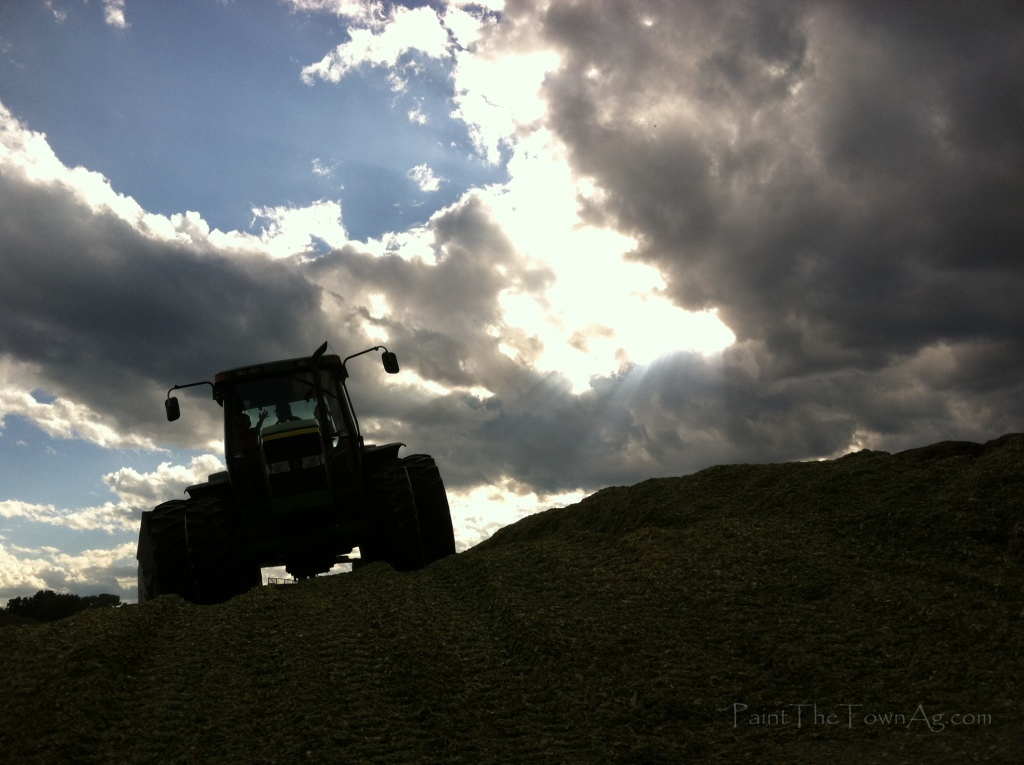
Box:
(362, 441, 405, 471)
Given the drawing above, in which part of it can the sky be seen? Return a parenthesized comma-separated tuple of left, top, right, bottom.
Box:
(1, 0, 1022, 604)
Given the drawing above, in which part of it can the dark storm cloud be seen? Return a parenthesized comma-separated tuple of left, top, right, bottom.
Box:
(311, 195, 555, 390)
(510, 0, 1024, 458)
(0, 169, 333, 446)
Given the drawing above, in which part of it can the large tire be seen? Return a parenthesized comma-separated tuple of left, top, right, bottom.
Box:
(401, 454, 456, 564)
(137, 495, 259, 605)
(362, 465, 425, 572)
(184, 495, 262, 605)
(137, 500, 193, 603)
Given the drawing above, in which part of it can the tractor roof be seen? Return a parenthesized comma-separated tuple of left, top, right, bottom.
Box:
(215, 353, 345, 385)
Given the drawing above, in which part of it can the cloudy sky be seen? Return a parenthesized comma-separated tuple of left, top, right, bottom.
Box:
(1, 0, 1022, 604)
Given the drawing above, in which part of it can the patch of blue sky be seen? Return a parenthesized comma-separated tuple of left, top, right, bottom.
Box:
(29, 389, 58, 405)
(0, 1, 507, 244)
(2, 3, 336, 226)
(0, 414, 199, 509)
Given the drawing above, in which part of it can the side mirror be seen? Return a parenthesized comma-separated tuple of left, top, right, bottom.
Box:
(165, 397, 181, 422)
(381, 351, 399, 374)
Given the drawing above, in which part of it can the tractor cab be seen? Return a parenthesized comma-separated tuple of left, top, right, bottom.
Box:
(217, 357, 358, 510)
(163, 343, 398, 516)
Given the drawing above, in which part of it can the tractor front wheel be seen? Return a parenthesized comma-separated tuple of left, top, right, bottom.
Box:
(137, 500, 193, 603)
(185, 495, 262, 604)
(137, 495, 259, 605)
(362, 465, 425, 571)
(401, 454, 456, 564)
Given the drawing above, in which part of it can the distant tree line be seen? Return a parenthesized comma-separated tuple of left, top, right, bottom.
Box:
(3, 590, 121, 623)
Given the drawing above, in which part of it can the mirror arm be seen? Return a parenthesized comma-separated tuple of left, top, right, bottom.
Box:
(167, 380, 214, 398)
(341, 345, 387, 371)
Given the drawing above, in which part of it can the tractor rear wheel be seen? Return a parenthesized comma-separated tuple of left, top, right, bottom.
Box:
(401, 454, 456, 564)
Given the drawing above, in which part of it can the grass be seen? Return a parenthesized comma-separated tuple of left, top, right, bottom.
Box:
(1, 435, 1022, 763)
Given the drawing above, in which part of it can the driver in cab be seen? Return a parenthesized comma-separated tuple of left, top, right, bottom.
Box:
(259, 402, 301, 427)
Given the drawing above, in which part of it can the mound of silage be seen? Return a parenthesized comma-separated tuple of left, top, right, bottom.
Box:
(2, 436, 1023, 764)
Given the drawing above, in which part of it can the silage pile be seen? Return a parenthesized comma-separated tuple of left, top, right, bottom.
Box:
(2, 436, 1023, 764)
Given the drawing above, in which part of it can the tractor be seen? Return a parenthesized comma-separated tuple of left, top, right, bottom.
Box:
(136, 342, 455, 604)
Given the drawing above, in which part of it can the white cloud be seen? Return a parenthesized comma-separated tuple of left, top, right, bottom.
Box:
(0, 498, 135, 534)
(1, 501, 51, 524)
(448, 477, 586, 551)
(442, 4, 493, 50)
(103, 455, 225, 509)
(0, 104, 273, 257)
(408, 163, 442, 192)
(408, 103, 427, 125)
(0, 357, 164, 451)
(293, 1, 552, 165)
(0, 543, 51, 596)
(357, 221, 437, 263)
(1, 102, 79, 184)
(0, 540, 137, 603)
(0, 455, 223, 534)
(44, 1, 68, 23)
(450, 47, 560, 163)
(287, 0, 505, 27)
(285, 0, 384, 24)
(103, 0, 129, 29)
(312, 158, 336, 177)
(250, 199, 349, 258)
(49, 541, 137, 584)
(300, 5, 450, 87)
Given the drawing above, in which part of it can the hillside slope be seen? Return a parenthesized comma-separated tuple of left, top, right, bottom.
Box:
(2, 436, 1023, 764)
